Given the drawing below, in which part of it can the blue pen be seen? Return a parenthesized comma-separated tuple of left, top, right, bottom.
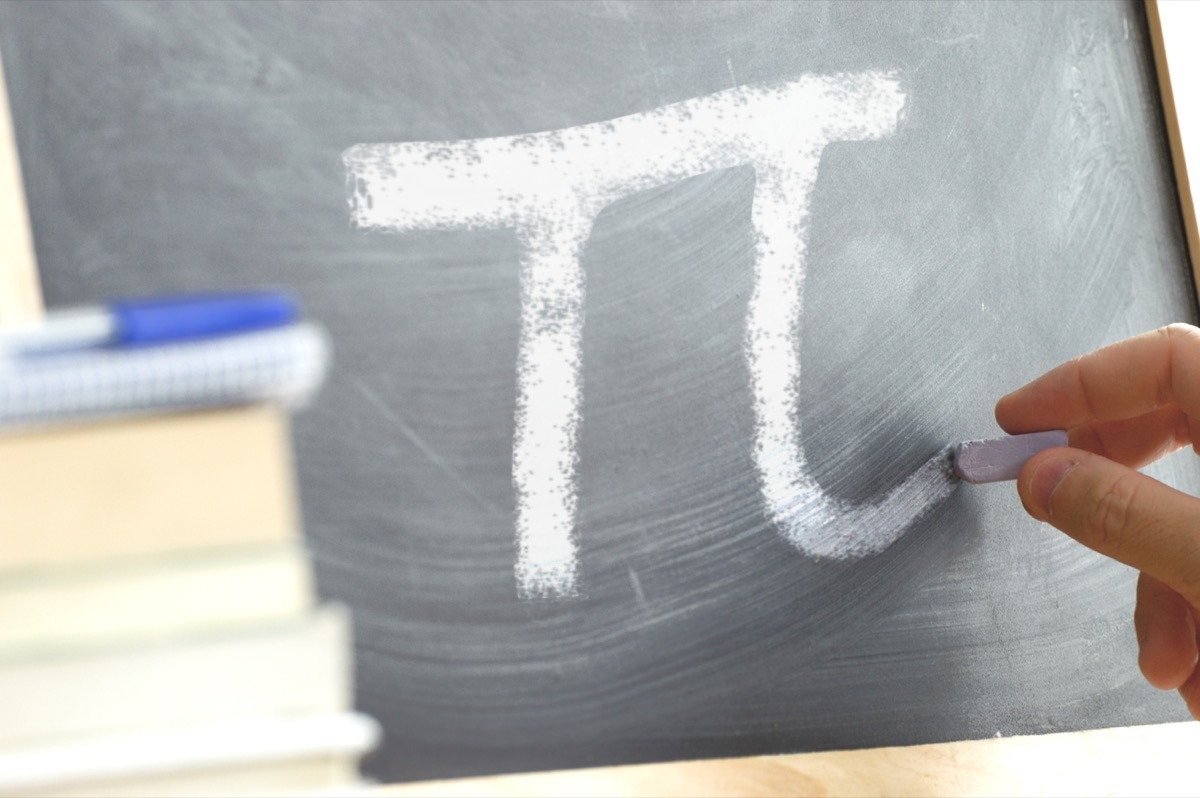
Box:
(0, 291, 300, 357)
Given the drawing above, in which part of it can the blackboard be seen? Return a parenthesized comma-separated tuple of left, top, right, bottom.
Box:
(2, 0, 1198, 783)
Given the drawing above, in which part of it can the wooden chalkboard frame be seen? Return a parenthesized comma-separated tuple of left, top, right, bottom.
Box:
(0, 2, 1196, 794)
(1148, 0, 1200, 309)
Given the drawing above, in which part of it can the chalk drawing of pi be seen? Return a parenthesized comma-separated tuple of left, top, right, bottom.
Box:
(344, 72, 955, 600)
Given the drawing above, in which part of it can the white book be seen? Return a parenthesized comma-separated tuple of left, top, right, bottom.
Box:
(0, 712, 380, 797)
(0, 605, 351, 748)
(0, 543, 314, 660)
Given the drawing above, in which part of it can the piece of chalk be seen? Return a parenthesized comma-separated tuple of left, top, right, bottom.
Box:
(952, 429, 1069, 484)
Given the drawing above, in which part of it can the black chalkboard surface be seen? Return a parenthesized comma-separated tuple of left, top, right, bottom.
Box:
(2, 0, 1198, 783)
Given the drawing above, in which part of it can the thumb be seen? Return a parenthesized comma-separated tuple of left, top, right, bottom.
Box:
(1018, 447, 1200, 608)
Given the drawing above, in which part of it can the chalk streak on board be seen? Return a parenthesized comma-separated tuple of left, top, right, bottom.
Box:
(344, 71, 948, 597)
(748, 159, 959, 559)
(347, 375, 508, 520)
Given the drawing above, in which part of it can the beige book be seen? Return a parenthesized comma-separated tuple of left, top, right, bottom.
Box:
(0, 404, 300, 569)
(0, 605, 351, 748)
(0, 543, 314, 661)
(0, 712, 379, 798)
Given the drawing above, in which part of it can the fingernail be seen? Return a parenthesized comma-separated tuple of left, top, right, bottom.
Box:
(1029, 457, 1077, 517)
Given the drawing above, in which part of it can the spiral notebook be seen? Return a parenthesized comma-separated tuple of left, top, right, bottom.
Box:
(0, 323, 330, 429)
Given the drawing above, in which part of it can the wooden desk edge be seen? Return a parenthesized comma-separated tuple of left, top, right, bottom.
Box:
(378, 721, 1200, 797)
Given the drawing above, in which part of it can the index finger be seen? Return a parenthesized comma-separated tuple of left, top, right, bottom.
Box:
(996, 324, 1200, 434)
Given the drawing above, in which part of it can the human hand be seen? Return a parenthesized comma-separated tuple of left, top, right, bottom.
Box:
(995, 324, 1200, 718)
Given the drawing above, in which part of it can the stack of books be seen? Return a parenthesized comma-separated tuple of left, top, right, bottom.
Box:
(0, 293, 378, 797)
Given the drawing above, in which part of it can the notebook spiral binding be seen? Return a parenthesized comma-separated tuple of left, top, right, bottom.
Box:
(0, 323, 330, 429)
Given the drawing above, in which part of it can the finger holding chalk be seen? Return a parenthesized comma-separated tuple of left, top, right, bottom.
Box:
(953, 429, 1069, 484)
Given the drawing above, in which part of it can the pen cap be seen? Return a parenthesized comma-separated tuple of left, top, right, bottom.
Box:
(111, 291, 300, 346)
